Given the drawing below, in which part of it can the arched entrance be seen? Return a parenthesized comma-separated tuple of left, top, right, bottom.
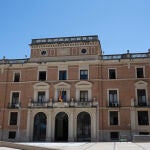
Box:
(77, 112, 91, 141)
(55, 112, 68, 141)
(33, 112, 47, 141)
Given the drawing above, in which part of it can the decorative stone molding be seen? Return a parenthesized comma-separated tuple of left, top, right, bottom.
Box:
(54, 82, 71, 101)
(134, 80, 148, 89)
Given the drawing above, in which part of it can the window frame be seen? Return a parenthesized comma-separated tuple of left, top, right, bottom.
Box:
(57, 89, 67, 102)
(137, 89, 147, 106)
(80, 69, 88, 80)
(38, 71, 47, 81)
(110, 132, 119, 141)
(137, 111, 149, 125)
(108, 68, 117, 79)
(80, 90, 88, 101)
(59, 70, 67, 80)
(13, 71, 21, 82)
(37, 91, 46, 103)
(9, 112, 18, 126)
(8, 131, 16, 139)
(139, 132, 149, 135)
(107, 89, 119, 107)
(40, 50, 48, 56)
(109, 110, 119, 126)
(33, 82, 50, 103)
(10, 91, 20, 108)
(136, 66, 145, 78)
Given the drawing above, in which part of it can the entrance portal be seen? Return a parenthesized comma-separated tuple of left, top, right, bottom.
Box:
(55, 112, 68, 141)
(33, 112, 47, 141)
(77, 112, 91, 141)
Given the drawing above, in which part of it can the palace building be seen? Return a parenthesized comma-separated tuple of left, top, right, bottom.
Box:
(0, 35, 150, 142)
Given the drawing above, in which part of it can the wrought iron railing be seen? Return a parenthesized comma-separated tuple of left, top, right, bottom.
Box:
(8, 102, 21, 109)
(29, 99, 98, 108)
(108, 102, 120, 107)
(134, 101, 149, 107)
(29, 100, 50, 107)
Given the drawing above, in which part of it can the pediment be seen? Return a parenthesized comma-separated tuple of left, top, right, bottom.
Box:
(135, 80, 147, 88)
(54, 82, 71, 89)
(75, 81, 92, 88)
(33, 82, 50, 89)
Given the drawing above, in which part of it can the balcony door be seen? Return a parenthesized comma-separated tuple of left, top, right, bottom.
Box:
(38, 91, 45, 103)
(109, 90, 118, 106)
(58, 90, 67, 102)
(137, 89, 147, 106)
(77, 112, 91, 141)
(33, 112, 47, 141)
(55, 112, 68, 141)
(80, 91, 88, 101)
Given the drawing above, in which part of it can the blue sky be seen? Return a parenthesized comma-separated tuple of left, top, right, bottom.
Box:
(0, 0, 150, 58)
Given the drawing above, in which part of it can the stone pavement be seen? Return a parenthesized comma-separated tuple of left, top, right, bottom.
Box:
(1, 142, 150, 150)
(50, 142, 150, 150)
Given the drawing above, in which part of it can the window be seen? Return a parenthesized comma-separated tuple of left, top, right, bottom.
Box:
(58, 90, 67, 102)
(39, 71, 46, 81)
(59, 70, 67, 80)
(109, 69, 116, 79)
(109, 111, 118, 125)
(9, 112, 18, 125)
(8, 131, 16, 139)
(14, 72, 20, 82)
(136, 67, 144, 78)
(81, 49, 87, 54)
(80, 70, 88, 80)
(38, 91, 45, 103)
(137, 89, 147, 106)
(138, 111, 149, 125)
(109, 90, 118, 107)
(139, 132, 149, 135)
(80, 91, 88, 101)
(41, 50, 47, 56)
(11, 92, 19, 108)
(110, 132, 119, 140)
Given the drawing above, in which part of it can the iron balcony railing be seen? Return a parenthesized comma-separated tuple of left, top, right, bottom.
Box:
(29, 99, 50, 107)
(8, 102, 21, 109)
(108, 101, 120, 107)
(28, 99, 98, 108)
(134, 101, 149, 107)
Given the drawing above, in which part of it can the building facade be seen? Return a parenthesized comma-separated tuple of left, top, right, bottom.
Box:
(0, 35, 150, 142)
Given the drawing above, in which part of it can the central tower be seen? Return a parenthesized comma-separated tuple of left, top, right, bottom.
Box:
(29, 35, 102, 62)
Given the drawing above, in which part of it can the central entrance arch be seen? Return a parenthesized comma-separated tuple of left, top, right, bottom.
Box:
(55, 112, 68, 141)
(77, 112, 91, 141)
(33, 112, 47, 141)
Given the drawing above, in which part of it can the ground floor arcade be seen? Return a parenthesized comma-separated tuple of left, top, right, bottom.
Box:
(26, 108, 98, 142)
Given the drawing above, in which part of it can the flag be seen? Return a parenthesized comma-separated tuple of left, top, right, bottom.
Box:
(59, 89, 63, 102)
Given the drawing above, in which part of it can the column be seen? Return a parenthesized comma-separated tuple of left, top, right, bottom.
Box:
(91, 110, 97, 142)
(68, 110, 74, 142)
(46, 111, 52, 141)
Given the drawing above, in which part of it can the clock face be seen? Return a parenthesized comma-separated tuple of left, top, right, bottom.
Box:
(81, 49, 87, 54)
(41, 50, 47, 56)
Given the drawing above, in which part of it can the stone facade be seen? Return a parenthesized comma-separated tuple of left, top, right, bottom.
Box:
(0, 35, 150, 142)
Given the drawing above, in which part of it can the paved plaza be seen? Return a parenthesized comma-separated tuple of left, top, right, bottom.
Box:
(1, 142, 150, 150)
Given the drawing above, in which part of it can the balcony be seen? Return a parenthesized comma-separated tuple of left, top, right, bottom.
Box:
(28, 98, 98, 108)
(108, 102, 119, 107)
(134, 101, 149, 107)
(74, 101, 93, 107)
(29, 100, 51, 108)
(8, 103, 21, 109)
